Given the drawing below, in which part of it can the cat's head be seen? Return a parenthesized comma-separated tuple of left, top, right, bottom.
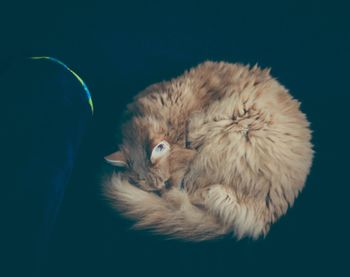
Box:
(105, 117, 196, 192)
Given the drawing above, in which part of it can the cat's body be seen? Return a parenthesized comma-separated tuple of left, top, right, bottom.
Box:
(104, 61, 313, 240)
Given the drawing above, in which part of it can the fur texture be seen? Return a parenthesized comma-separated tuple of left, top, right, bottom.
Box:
(104, 61, 313, 241)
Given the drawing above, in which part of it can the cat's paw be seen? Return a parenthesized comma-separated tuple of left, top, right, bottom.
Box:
(205, 185, 237, 209)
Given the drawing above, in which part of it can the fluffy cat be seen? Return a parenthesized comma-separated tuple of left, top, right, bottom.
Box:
(104, 61, 313, 241)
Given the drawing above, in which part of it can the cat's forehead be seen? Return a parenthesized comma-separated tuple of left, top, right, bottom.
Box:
(123, 116, 166, 145)
(126, 143, 149, 178)
(120, 121, 149, 176)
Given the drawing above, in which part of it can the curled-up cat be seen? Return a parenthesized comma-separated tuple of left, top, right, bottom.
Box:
(103, 61, 313, 241)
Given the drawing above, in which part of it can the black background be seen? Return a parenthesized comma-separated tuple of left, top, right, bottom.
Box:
(1, 1, 349, 276)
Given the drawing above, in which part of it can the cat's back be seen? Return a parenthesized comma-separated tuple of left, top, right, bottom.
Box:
(128, 61, 272, 116)
(183, 61, 272, 105)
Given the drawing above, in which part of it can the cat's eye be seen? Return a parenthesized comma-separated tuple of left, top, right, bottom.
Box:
(150, 140, 170, 163)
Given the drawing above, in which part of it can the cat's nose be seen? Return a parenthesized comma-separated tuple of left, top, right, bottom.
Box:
(164, 180, 171, 189)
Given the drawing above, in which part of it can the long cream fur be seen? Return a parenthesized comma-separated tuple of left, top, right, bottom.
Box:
(104, 61, 313, 241)
(106, 172, 227, 240)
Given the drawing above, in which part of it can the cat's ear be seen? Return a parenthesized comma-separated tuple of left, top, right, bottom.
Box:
(151, 140, 171, 163)
(104, 151, 128, 167)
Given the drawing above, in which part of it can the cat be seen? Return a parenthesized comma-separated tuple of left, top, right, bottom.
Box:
(103, 61, 313, 241)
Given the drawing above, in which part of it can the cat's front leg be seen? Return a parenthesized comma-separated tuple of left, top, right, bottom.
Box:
(200, 185, 266, 239)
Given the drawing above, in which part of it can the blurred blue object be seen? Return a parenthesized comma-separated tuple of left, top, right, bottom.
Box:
(1, 57, 92, 276)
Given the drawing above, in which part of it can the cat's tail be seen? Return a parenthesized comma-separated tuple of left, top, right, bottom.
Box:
(104, 173, 227, 241)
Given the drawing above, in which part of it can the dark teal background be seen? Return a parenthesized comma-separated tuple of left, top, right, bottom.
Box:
(1, 1, 349, 276)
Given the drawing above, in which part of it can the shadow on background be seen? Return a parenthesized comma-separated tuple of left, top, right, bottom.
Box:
(1, 1, 349, 276)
